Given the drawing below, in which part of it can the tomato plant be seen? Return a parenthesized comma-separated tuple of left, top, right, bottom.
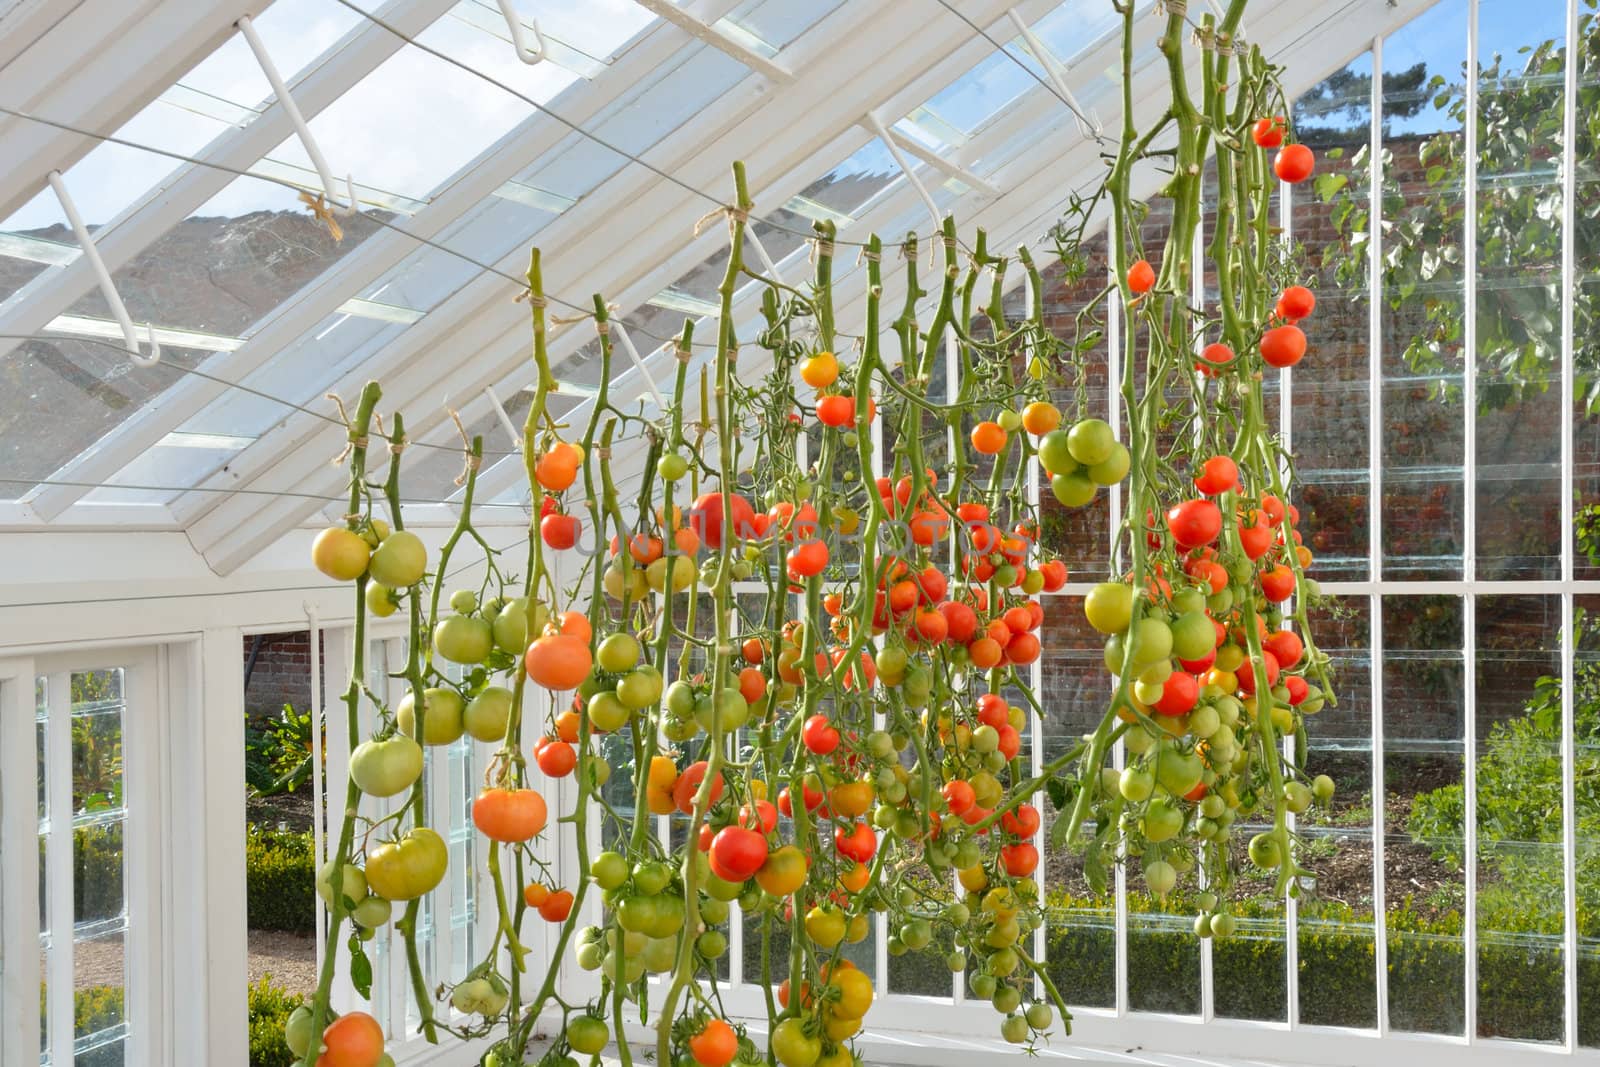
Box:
(295, 7, 1337, 1065)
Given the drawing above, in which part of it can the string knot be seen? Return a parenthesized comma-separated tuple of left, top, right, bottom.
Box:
(675, 345, 693, 364)
(388, 436, 407, 455)
(595, 447, 612, 461)
(1157, 0, 1188, 16)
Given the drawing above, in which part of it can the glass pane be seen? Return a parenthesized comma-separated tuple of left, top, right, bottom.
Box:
(1575, 1, 1600, 586)
(1378, 0, 1467, 579)
(1574, 597, 1600, 1049)
(1293, 51, 1374, 581)
(1383, 595, 1465, 1035)
(1473, 0, 1567, 580)
(1473, 595, 1563, 1041)
(1040, 595, 1115, 1010)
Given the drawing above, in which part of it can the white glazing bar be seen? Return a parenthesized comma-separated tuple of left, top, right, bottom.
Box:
(1192, 209, 1215, 1026)
(46, 671, 74, 1067)
(869, 113, 944, 237)
(307, 604, 327, 972)
(1461, 0, 1480, 1040)
(945, 310, 965, 1010)
(1365, 30, 1390, 1038)
(1558, 0, 1580, 1048)
(1105, 236, 1128, 1019)
(1278, 169, 1300, 1031)
(1023, 264, 1046, 997)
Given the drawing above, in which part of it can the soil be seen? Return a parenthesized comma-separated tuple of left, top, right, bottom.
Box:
(247, 787, 316, 832)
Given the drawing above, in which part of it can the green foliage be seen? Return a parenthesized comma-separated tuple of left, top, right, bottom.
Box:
(1408, 611, 1600, 925)
(50, 984, 127, 1067)
(245, 703, 316, 797)
(246, 975, 306, 1067)
(246, 827, 317, 933)
(1319, 2, 1600, 413)
(72, 824, 125, 923)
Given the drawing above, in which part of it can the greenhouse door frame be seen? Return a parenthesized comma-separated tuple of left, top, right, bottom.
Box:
(0, 633, 249, 1067)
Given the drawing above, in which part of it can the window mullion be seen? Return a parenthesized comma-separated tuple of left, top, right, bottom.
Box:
(46, 670, 75, 1067)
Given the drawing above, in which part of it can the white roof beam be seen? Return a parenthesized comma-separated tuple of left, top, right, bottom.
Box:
(21, 11, 699, 523)
(179, 0, 1063, 573)
(0, 0, 459, 372)
(0, 0, 273, 217)
(629, 0, 793, 84)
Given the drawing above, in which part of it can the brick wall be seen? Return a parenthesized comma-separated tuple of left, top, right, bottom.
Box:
(243, 630, 324, 718)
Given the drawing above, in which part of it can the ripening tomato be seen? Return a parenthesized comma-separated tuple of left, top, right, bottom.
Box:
(1127, 258, 1156, 294)
(777, 781, 824, 817)
(319, 1011, 384, 1067)
(1235, 650, 1282, 694)
(1006, 631, 1041, 665)
(1274, 143, 1315, 183)
(802, 714, 840, 754)
(1252, 115, 1287, 148)
(756, 844, 808, 896)
(1021, 401, 1061, 435)
(534, 442, 582, 492)
(1194, 455, 1239, 496)
(689, 1019, 739, 1067)
(971, 421, 1008, 455)
(914, 610, 949, 643)
(539, 888, 574, 922)
(525, 633, 592, 691)
(801, 351, 839, 388)
(1285, 674, 1310, 705)
(1201, 342, 1235, 367)
(473, 787, 548, 842)
(1276, 285, 1316, 321)
(969, 636, 1004, 669)
(1260, 324, 1307, 368)
(1039, 558, 1069, 592)
(1166, 499, 1223, 549)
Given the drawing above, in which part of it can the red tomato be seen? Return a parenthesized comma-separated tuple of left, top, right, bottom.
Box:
(938, 600, 979, 644)
(787, 539, 830, 578)
(710, 826, 769, 881)
(1193, 455, 1239, 496)
(689, 1019, 739, 1067)
(1276, 285, 1316, 321)
(1235, 650, 1282, 694)
(996, 723, 1022, 761)
(738, 666, 767, 705)
(915, 565, 948, 604)
(1239, 515, 1273, 560)
(777, 781, 824, 817)
(1260, 325, 1307, 368)
(539, 888, 574, 922)
(802, 714, 841, 755)
(320, 1012, 384, 1067)
(969, 636, 1003, 669)
(1274, 143, 1315, 183)
(942, 779, 976, 815)
(673, 760, 725, 814)
(540, 512, 580, 550)
(1005, 631, 1041, 665)
(1001, 842, 1039, 877)
(1001, 803, 1041, 838)
(1039, 558, 1069, 592)
(1259, 564, 1296, 602)
(689, 493, 756, 550)
(1166, 499, 1223, 550)
(740, 799, 778, 834)
(534, 737, 576, 778)
(976, 693, 1008, 728)
(834, 821, 877, 863)
(1252, 115, 1287, 148)
(1127, 258, 1156, 294)
(1264, 629, 1304, 669)
(1153, 671, 1199, 716)
(1285, 674, 1310, 705)
(914, 610, 949, 643)
(1201, 341, 1235, 366)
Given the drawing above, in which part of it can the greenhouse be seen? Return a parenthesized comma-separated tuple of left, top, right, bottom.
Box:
(0, 0, 1596, 1064)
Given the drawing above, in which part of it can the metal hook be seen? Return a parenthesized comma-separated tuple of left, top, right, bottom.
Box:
(47, 171, 162, 367)
(236, 14, 359, 211)
(495, 0, 546, 64)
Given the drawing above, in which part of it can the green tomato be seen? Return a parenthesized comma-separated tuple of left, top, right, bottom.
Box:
(349, 735, 424, 798)
(1140, 798, 1183, 843)
(1084, 582, 1133, 635)
(1283, 780, 1313, 813)
(596, 632, 641, 673)
(991, 984, 1022, 1014)
(432, 615, 493, 665)
(396, 688, 465, 747)
(351, 895, 392, 928)
(1129, 617, 1174, 665)
(947, 950, 968, 972)
(365, 827, 448, 901)
(1209, 911, 1238, 938)
(1067, 418, 1115, 465)
(1036, 430, 1076, 475)
(770, 1019, 820, 1067)
(284, 1005, 318, 1057)
(1155, 746, 1203, 796)
(463, 686, 513, 743)
(368, 530, 427, 588)
(969, 973, 997, 998)
(1086, 441, 1131, 485)
(657, 453, 689, 481)
(575, 941, 604, 970)
(1050, 472, 1097, 508)
(1143, 859, 1177, 895)
(449, 589, 477, 614)
(696, 929, 728, 959)
(451, 975, 509, 1016)
(1119, 766, 1154, 802)
(1171, 611, 1216, 662)
(316, 862, 366, 909)
(1312, 773, 1336, 804)
(588, 691, 631, 732)
(1001, 1012, 1030, 1044)
(1249, 832, 1283, 869)
(617, 665, 664, 710)
(566, 1017, 610, 1056)
(365, 583, 400, 618)
(998, 409, 1024, 432)
(1025, 1001, 1053, 1031)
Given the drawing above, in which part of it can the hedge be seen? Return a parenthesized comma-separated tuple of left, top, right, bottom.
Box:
(246, 827, 317, 934)
(72, 824, 125, 924)
(61, 978, 302, 1067)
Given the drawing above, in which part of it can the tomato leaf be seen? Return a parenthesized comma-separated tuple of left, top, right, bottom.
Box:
(347, 931, 373, 999)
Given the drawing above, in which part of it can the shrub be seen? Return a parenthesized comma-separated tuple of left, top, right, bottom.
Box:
(247, 974, 305, 1067)
(246, 827, 316, 933)
(72, 824, 125, 923)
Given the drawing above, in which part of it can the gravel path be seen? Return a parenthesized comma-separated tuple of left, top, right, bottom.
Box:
(71, 930, 317, 997)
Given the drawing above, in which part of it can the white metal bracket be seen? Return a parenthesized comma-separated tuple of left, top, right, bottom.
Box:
(865, 113, 943, 236)
(629, 0, 793, 83)
(494, 0, 546, 64)
(884, 128, 1000, 197)
(483, 385, 524, 451)
(236, 14, 358, 213)
(608, 320, 668, 413)
(46, 171, 161, 367)
(746, 227, 786, 286)
(1004, 8, 1103, 142)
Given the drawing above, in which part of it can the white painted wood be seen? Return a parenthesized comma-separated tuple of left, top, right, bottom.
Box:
(0, 655, 40, 1065)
